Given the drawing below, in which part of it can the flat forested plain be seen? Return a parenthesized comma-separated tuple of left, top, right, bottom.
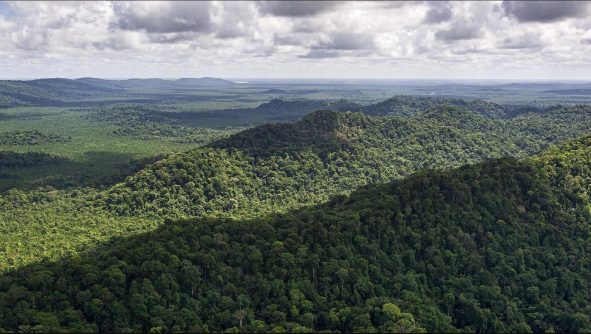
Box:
(2, 78, 591, 332)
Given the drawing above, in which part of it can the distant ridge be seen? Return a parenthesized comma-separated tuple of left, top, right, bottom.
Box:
(29, 78, 116, 92)
(262, 88, 287, 94)
(75, 77, 237, 89)
(174, 77, 235, 86)
(361, 95, 508, 118)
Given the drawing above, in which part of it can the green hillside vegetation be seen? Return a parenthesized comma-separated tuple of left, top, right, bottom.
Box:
(3, 77, 591, 333)
(0, 151, 68, 168)
(104, 105, 591, 219)
(0, 106, 235, 191)
(2, 135, 591, 332)
(2, 104, 591, 273)
(86, 105, 242, 143)
(83, 97, 503, 130)
(0, 81, 62, 108)
(28, 78, 117, 96)
(361, 95, 509, 119)
(0, 130, 71, 146)
(93, 99, 348, 128)
(104, 108, 521, 219)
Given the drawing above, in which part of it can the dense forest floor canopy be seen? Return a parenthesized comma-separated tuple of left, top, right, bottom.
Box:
(1, 135, 591, 332)
(2, 102, 591, 273)
(2, 87, 591, 332)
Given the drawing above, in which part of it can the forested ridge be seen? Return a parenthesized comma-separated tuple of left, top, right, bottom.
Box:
(360, 95, 510, 118)
(2, 135, 591, 332)
(103, 105, 591, 219)
(8, 99, 558, 272)
(3, 97, 591, 333)
(2, 102, 591, 272)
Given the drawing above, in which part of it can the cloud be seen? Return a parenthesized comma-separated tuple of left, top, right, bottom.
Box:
(298, 50, 339, 59)
(212, 2, 259, 39)
(115, 1, 213, 33)
(11, 28, 48, 50)
(257, 1, 342, 17)
(0, 0, 591, 79)
(0, 15, 14, 31)
(373, 1, 418, 9)
(273, 35, 307, 46)
(93, 31, 143, 50)
(311, 32, 376, 50)
(502, 1, 590, 23)
(498, 33, 543, 49)
(435, 20, 482, 42)
(423, 2, 453, 24)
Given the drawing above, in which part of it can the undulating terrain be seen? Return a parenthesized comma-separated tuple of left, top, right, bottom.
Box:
(2, 78, 591, 332)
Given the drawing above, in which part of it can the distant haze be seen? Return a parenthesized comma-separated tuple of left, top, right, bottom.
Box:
(0, 1, 590, 80)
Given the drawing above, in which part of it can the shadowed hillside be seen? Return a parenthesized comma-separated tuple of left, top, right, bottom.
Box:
(2, 135, 591, 332)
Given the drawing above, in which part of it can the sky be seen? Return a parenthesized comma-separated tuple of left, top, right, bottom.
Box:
(0, 1, 590, 80)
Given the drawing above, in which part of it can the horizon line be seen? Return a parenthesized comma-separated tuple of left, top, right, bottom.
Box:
(2, 77, 591, 83)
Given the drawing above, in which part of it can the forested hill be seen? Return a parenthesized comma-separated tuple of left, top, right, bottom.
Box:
(360, 95, 509, 118)
(103, 108, 530, 219)
(0, 79, 119, 108)
(208, 110, 365, 155)
(103, 105, 591, 219)
(0, 80, 63, 108)
(3, 135, 591, 332)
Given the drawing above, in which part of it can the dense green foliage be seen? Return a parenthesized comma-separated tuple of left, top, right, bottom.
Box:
(3, 87, 591, 333)
(86, 105, 241, 143)
(0, 151, 68, 168)
(0, 187, 157, 272)
(2, 135, 591, 332)
(3, 102, 591, 271)
(0, 81, 62, 108)
(85, 99, 359, 129)
(0, 130, 71, 146)
(0, 106, 234, 191)
(104, 105, 591, 219)
(360, 96, 509, 118)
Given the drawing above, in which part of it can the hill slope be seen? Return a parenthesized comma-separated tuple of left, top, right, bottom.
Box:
(0, 80, 62, 107)
(104, 108, 533, 219)
(76, 77, 236, 89)
(3, 104, 591, 273)
(2, 135, 591, 332)
(104, 105, 591, 220)
(361, 95, 509, 118)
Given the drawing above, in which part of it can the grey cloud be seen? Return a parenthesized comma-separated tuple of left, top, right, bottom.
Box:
(214, 2, 258, 39)
(147, 32, 197, 44)
(292, 20, 328, 34)
(93, 33, 139, 51)
(258, 1, 342, 17)
(215, 28, 243, 39)
(502, 1, 590, 23)
(312, 32, 376, 50)
(115, 2, 213, 33)
(499, 33, 543, 49)
(274, 35, 307, 46)
(451, 47, 498, 55)
(374, 1, 419, 9)
(435, 21, 482, 42)
(581, 39, 591, 45)
(298, 50, 339, 58)
(93, 41, 130, 51)
(11, 28, 48, 50)
(423, 2, 453, 24)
